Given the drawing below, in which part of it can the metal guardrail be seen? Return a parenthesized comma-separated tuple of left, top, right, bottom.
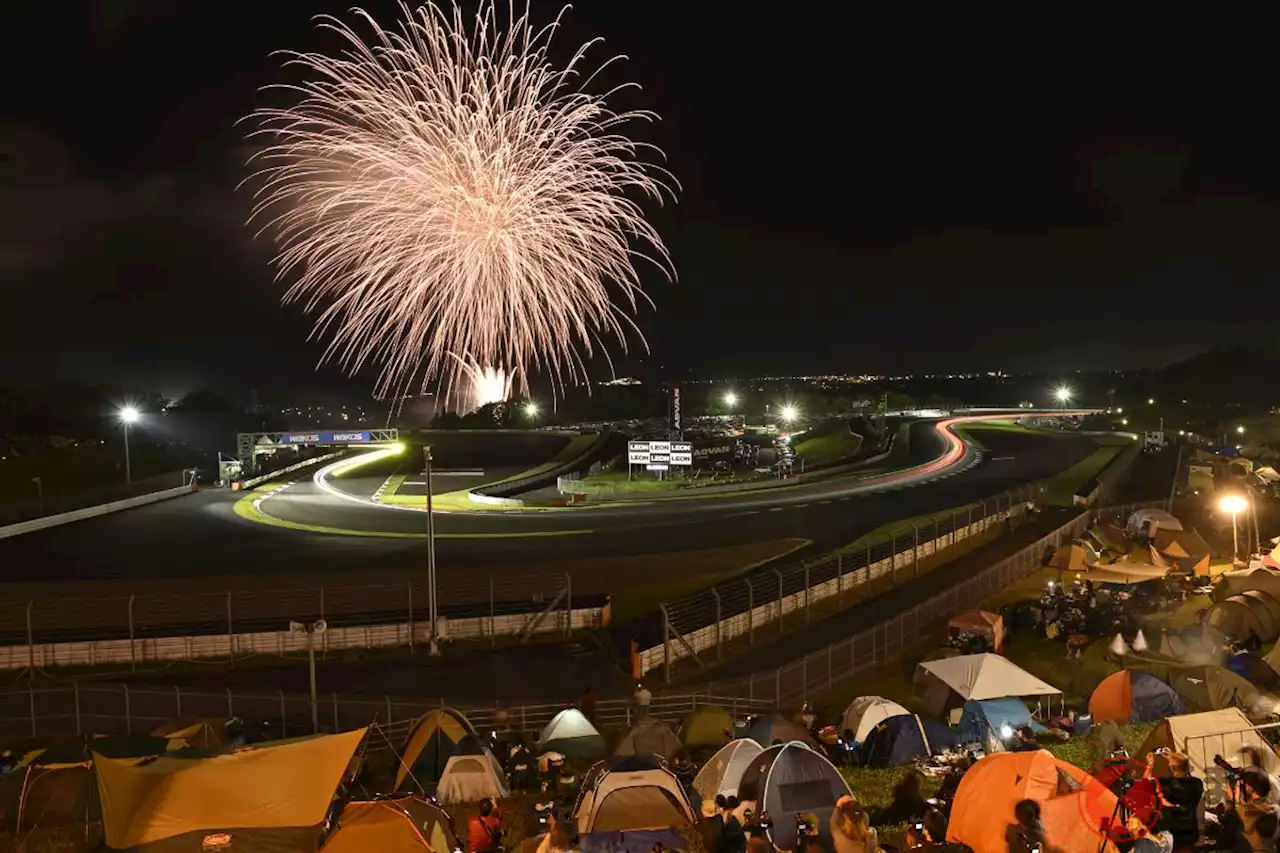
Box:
(471, 430, 613, 499)
(0, 469, 190, 526)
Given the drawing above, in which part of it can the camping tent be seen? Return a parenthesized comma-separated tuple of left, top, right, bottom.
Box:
(861, 714, 960, 768)
(95, 728, 366, 853)
(1050, 543, 1097, 573)
(1171, 665, 1267, 716)
(396, 708, 476, 789)
(1218, 568, 1280, 601)
(1127, 508, 1184, 537)
(948, 610, 1004, 653)
(681, 706, 734, 748)
(1206, 590, 1280, 642)
(1138, 708, 1280, 806)
(948, 750, 1118, 853)
(538, 708, 607, 759)
(743, 714, 816, 747)
(152, 719, 232, 752)
(615, 718, 682, 760)
(1153, 529, 1212, 561)
(323, 797, 458, 853)
(916, 653, 1060, 716)
(956, 698, 1045, 747)
(1088, 670, 1187, 724)
(1086, 563, 1170, 585)
(435, 735, 509, 805)
(839, 696, 910, 744)
(693, 739, 763, 801)
(736, 742, 851, 852)
(1228, 652, 1280, 688)
(1, 758, 99, 837)
(574, 755, 695, 834)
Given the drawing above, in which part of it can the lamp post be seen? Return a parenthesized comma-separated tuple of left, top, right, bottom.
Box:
(289, 618, 328, 733)
(724, 392, 742, 430)
(119, 407, 139, 486)
(1054, 386, 1072, 410)
(423, 446, 440, 656)
(31, 477, 42, 516)
(1220, 494, 1248, 564)
(524, 401, 539, 420)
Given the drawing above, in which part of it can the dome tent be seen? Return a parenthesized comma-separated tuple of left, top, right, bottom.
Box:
(396, 708, 476, 790)
(435, 735, 509, 805)
(861, 714, 960, 768)
(681, 706, 734, 748)
(1205, 591, 1280, 642)
(839, 696, 910, 744)
(537, 708, 606, 759)
(574, 755, 695, 833)
(1171, 665, 1267, 716)
(736, 742, 850, 852)
(1227, 652, 1280, 688)
(324, 796, 458, 853)
(692, 738, 763, 801)
(615, 718, 682, 760)
(742, 714, 815, 747)
(948, 750, 1118, 853)
(1088, 670, 1187, 725)
(957, 698, 1045, 747)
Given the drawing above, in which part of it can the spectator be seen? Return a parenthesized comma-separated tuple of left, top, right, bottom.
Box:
(721, 795, 746, 853)
(467, 798, 503, 853)
(0, 751, 14, 776)
(1012, 726, 1039, 752)
(1146, 751, 1203, 849)
(1222, 770, 1279, 853)
(634, 682, 652, 719)
(1240, 747, 1280, 805)
(873, 770, 927, 827)
(905, 807, 951, 852)
(832, 794, 878, 853)
(1005, 799, 1048, 853)
(799, 703, 817, 731)
(580, 686, 596, 724)
(535, 811, 577, 853)
(937, 754, 972, 803)
(1125, 815, 1173, 853)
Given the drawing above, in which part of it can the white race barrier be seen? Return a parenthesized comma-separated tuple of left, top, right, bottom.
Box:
(0, 602, 607, 671)
(0, 484, 197, 541)
(240, 451, 345, 490)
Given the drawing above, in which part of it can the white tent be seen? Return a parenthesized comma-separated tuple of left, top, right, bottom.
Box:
(840, 696, 910, 743)
(1138, 708, 1280, 806)
(537, 708, 606, 759)
(435, 736, 509, 805)
(1127, 508, 1184, 537)
(575, 756, 695, 833)
(917, 654, 1059, 716)
(693, 738, 763, 801)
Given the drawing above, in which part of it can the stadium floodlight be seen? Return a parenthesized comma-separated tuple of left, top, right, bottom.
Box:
(119, 407, 139, 485)
(724, 392, 738, 407)
(780, 405, 798, 422)
(1054, 386, 1072, 405)
(525, 401, 539, 418)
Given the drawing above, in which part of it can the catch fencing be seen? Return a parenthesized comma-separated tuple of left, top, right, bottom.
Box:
(0, 682, 772, 746)
(0, 572, 594, 671)
(647, 482, 1044, 680)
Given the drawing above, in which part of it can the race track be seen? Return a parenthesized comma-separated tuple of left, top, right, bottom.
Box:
(0, 421, 1099, 585)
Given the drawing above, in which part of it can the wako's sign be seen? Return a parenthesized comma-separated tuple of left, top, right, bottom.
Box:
(282, 431, 373, 444)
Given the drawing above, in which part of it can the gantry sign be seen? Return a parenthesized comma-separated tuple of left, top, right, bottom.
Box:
(236, 428, 400, 472)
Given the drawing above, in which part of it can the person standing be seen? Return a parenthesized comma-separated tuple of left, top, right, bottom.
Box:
(580, 685, 596, 724)
(634, 682, 652, 719)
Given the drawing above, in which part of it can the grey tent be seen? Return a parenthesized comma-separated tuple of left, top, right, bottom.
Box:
(615, 718, 682, 760)
(537, 708, 606, 759)
(736, 743, 851, 852)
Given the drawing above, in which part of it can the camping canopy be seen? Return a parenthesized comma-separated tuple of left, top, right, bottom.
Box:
(839, 696, 910, 744)
(538, 708, 607, 759)
(917, 653, 1059, 715)
(615, 718, 682, 761)
(574, 755, 694, 834)
(324, 797, 458, 853)
(152, 720, 232, 752)
(1050, 544, 1097, 573)
(1086, 564, 1170, 585)
(1127, 509, 1184, 537)
(435, 736, 509, 805)
(693, 739, 763, 801)
(948, 750, 1118, 853)
(957, 698, 1045, 746)
(948, 610, 1004, 653)
(737, 743, 851, 853)
(743, 714, 816, 748)
(681, 707, 734, 748)
(861, 714, 960, 768)
(1171, 665, 1267, 716)
(1088, 670, 1187, 725)
(396, 708, 476, 789)
(1138, 709, 1280, 806)
(95, 728, 366, 852)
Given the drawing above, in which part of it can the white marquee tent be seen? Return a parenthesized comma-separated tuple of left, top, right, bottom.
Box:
(917, 653, 1060, 716)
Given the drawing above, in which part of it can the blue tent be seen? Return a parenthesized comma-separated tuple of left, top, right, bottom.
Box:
(957, 698, 1046, 744)
(861, 714, 960, 768)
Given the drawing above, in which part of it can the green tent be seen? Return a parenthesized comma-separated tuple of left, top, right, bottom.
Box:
(681, 707, 734, 748)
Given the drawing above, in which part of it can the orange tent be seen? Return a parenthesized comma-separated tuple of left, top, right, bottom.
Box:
(1088, 670, 1186, 725)
(948, 750, 1119, 853)
(948, 610, 1004, 653)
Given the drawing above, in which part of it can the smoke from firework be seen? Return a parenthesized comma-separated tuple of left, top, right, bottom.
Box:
(245, 1, 677, 403)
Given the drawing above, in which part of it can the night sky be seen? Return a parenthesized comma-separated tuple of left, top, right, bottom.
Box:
(4, 4, 1278, 401)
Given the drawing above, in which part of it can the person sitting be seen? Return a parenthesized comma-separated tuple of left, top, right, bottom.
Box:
(1012, 726, 1039, 752)
(535, 810, 577, 853)
(872, 770, 927, 827)
(1240, 746, 1280, 805)
(467, 798, 503, 853)
(905, 807, 952, 852)
(937, 754, 972, 803)
(832, 794, 878, 853)
(1145, 751, 1202, 850)
(1220, 770, 1280, 853)
(1005, 799, 1048, 853)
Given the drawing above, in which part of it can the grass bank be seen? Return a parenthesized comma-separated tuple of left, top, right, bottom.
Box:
(794, 423, 863, 465)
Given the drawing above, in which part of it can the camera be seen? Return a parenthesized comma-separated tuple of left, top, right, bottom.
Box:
(534, 801, 557, 828)
(796, 813, 816, 836)
(1214, 754, 1245, 785)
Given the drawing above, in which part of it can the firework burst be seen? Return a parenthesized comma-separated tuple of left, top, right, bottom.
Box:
(245, 1, 677, 403)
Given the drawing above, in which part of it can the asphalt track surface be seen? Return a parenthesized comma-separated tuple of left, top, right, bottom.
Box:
(0, 423, 1097, 587)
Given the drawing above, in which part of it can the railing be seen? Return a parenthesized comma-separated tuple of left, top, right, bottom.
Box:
(649, 481, 1044, 679)
(0, 571, 590, 663)
(0, 683, 773, 746)
(0, 469, 191, 526)
(1184, 720, 1280, 807)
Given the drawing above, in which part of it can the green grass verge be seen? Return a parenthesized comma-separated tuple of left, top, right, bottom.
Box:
(794, 425, 863, 465)
(565, 469, 769, 495)
(1044, 444, 1127, 505)
(835, 505, 981, 556)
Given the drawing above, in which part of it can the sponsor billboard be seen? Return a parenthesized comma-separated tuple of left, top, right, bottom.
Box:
(627, 440, 692, 467)
(282, 431, 373, 444)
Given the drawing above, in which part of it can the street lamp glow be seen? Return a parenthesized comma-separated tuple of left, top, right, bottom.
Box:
(1147, 398, 1155, 405)
(780, 405, 798, 422)
(120, 406, 139, 424)
(1220, 494, 1248, 515)
(724, 392, 738, 407)
(524, 401, 539, 417)
(1054, 386, 1072, 403)
(1237, 425, 1246, 435)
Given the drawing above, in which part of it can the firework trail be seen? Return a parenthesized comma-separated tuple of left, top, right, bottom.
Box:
(245, 1, 677, 403)
(453, 354, 514, 411)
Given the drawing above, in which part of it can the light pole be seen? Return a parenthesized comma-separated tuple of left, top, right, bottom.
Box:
(423, 446, 440, 656)
(1054, 386, 1072, 410)
(1220, 494, 1248, 564)
(524, 401, 539, 420)
(120, 407, 139, 486)
(289, 618, 328, 733)
(724, 392, 741, 430)
(31, 477, 42, 516)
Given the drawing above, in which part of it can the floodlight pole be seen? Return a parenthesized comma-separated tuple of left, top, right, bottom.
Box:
(123, 419, 133, 486)
(424, 446, 440, 656)
(306, 629, 318, 733)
